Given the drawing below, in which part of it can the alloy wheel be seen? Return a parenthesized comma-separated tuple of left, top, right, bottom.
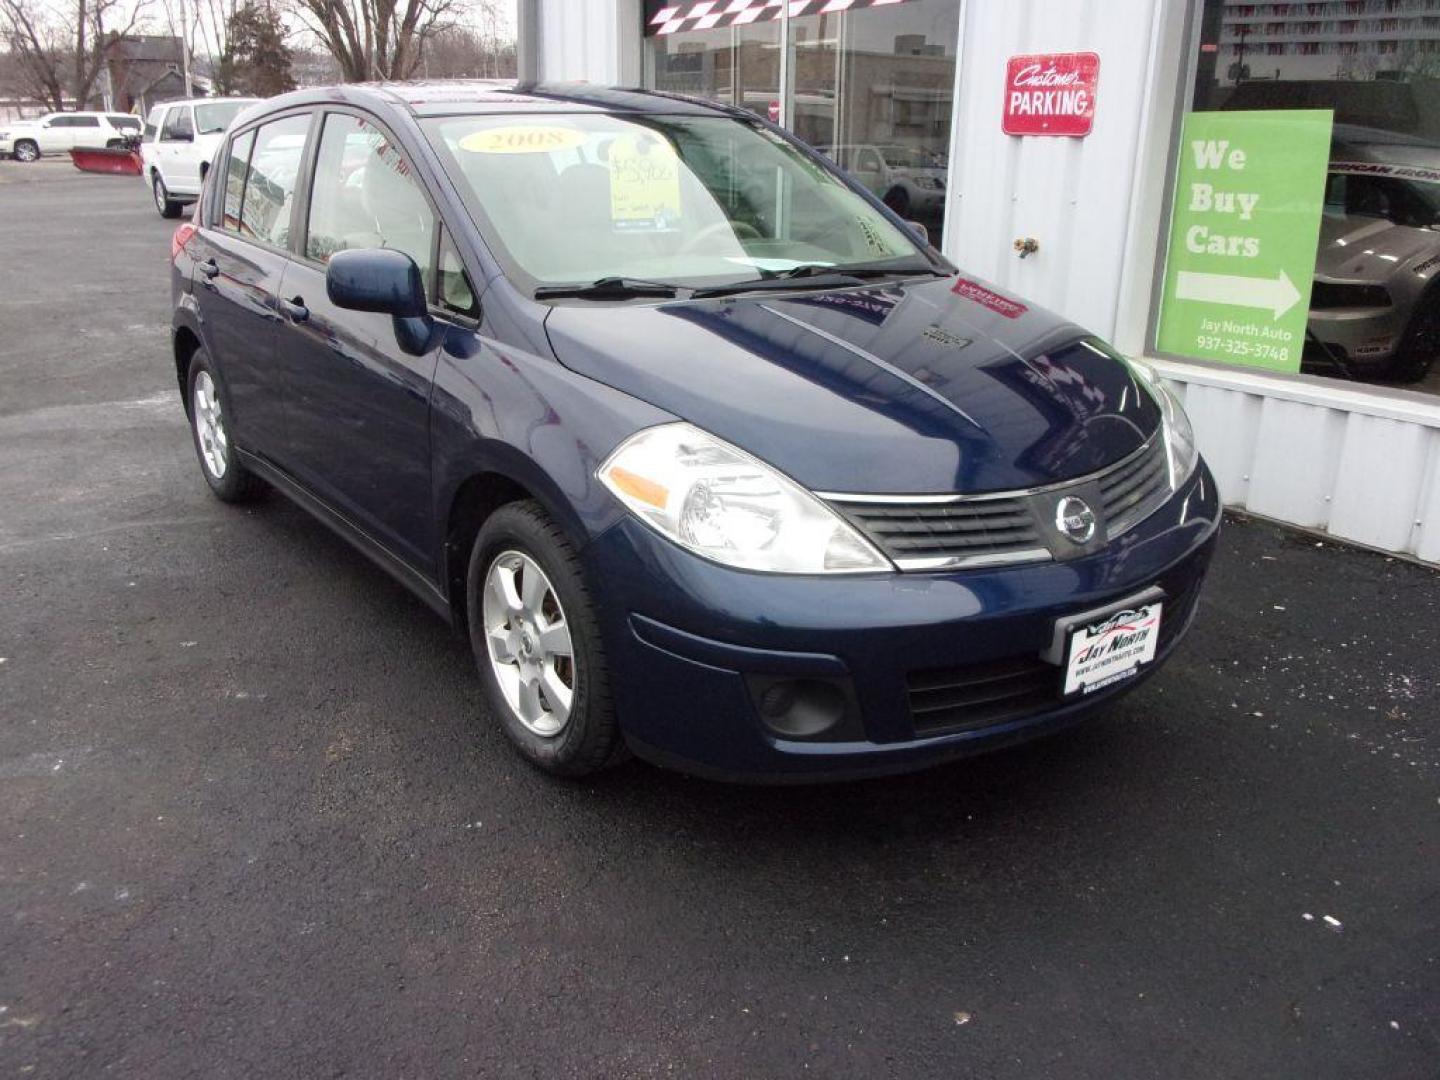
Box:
(192, 370, 229, 479)
(15, 142, 38, 163)
(482, 551, 576, 737)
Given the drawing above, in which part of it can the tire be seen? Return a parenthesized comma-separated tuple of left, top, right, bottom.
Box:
(1382, 286, 1440, 384)
(13, 139, 39, 163)
(466, 500, 623, 777)
(186, 349, 265, 503)
(153, 173, 182, 218)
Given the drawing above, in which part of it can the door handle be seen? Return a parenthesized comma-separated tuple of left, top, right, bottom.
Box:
(199, 258, 219, 279)
(279, 296, 309, 323)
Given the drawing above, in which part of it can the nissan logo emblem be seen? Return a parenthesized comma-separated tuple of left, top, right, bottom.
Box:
(1055, 496, 1097, 544)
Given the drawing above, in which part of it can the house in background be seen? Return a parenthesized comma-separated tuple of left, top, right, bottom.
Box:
(103, 35, 206, 114)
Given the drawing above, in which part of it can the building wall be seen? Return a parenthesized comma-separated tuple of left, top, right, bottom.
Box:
(533, 0, 643, 84)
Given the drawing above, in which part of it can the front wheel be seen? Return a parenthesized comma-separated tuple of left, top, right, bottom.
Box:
(153, 173, 182, 218)
(1383, 287, 1440, 383)
(466, 501, 623, 777)
(13, 140, 39, 163)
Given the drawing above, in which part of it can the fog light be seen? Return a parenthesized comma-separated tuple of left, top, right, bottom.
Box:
(755, 678, 848, 739)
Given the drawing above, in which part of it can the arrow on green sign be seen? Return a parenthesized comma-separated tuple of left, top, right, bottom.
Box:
(1175, 268, 1303, 320)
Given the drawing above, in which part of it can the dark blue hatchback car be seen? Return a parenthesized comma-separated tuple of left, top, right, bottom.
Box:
(170, 81, 1219, 781)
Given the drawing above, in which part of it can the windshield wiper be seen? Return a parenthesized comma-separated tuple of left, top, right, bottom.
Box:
(533, 276, 685, 301)
(691, 258, 940, 299)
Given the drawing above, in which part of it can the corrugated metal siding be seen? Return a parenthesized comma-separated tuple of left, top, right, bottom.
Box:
(1163, 370, 1440, 564)
(535, 0, 639, 84)
(943, 0, 1164, 344)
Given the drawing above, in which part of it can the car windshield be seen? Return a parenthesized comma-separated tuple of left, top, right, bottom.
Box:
(421, 112, 928, 291)
(194, 101, 251, 135)
(1326, 162, 1440, 230)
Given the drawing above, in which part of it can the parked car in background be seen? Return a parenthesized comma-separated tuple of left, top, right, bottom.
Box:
(815, 142, 947, 220)
(1306, 127, 1440, 383)
(169, 83, 1217, 782)
(141, 98, 258, 217)
(0, 112, 141, 162)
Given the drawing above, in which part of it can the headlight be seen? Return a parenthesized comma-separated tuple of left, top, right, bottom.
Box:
(1126, 359, 1199, 490)
(598, 423, 891, 574)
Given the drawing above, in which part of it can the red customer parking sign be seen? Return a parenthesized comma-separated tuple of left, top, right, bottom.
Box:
(1003, 52, 1100, 138)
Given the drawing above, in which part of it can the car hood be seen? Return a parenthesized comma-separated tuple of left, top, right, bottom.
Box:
(544, 274, 1161, 495)
(1316, 214, 1440, 280)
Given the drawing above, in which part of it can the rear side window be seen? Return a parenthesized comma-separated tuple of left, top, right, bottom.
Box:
(221, 129, 256, 232)
(238, 114, 309, 247)
(304, 112, 435, 284)
(161, 107, 193, 141)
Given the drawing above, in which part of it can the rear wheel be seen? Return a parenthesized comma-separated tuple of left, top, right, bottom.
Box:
(186, 350, 264, 503)
(153, 173, 182, 218)
(13, 139, 38, 163)
(467, 501, 622, 777)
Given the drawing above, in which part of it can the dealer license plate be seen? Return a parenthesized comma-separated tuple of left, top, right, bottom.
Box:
(1063, 602, 1163, 697)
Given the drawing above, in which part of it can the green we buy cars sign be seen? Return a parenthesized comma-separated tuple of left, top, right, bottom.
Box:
(1157, 110, 1333, 373)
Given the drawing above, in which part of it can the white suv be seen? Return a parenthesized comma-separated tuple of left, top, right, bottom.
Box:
(140, 97, 258, 217)
(0, 112, 142, 162)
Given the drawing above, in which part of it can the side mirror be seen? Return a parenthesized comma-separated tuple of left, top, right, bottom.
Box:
(326, 248, 437, 356)
(907, 220, 930, 245)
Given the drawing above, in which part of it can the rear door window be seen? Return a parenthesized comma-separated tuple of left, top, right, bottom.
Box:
(109, 115, 140, 132)
(72, 116, 100, 128)
(220, 129, 256, 233)
(238, 114, 310, 247)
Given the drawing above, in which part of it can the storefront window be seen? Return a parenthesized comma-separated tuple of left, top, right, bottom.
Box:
(1156, 0, 1440, 395)
(643, 0, 959, 247)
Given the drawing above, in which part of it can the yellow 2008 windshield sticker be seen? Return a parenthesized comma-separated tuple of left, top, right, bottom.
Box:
(609, 132, 681, 232)
(459, 126, 588, 154)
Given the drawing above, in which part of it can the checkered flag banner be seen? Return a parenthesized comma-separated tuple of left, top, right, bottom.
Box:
(646, 0, 915, 36)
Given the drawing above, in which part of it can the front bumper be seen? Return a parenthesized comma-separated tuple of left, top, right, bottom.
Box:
(1309, 305, 1406, 366)
(583, 463, 1221, 781)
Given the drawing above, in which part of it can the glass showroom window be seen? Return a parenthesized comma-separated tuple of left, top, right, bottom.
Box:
(1154, 0, 1440, 395)
(643, 0, 959, 247)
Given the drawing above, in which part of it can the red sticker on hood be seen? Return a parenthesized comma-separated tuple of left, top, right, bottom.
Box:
(951, 278, 1028, 319)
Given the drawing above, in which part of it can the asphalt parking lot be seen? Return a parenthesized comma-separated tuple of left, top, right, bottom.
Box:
(1, 161, 1437, 1078)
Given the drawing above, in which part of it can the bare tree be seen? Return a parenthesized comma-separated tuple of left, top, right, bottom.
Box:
(0, 0, 148, 110)
(289, 0, 467, 81)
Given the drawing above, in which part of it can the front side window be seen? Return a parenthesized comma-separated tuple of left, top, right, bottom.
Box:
(304, 112, 435, 286)
(422, 112, 923, 290)
(161, 107, 194, 142)
(239, 114, 309, 247)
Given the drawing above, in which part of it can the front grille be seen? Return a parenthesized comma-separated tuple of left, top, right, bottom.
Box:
(1100, 437, 1171, 535)
(906, 578, 1202, 737)
(833, 497, 1047, 569)
(828, 435, 1172, 571)
(1309, 281, 1392, 310)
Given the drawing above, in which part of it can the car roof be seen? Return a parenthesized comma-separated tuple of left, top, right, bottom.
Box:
(235, 80, 746, 123)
